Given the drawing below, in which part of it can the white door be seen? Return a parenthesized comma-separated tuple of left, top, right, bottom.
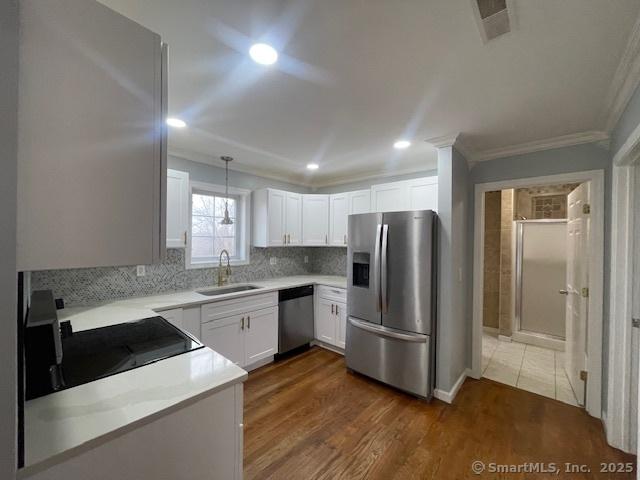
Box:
(201, 315, 245, 367)
(329, 193, 349, 246)
(335, 301, 347, 349)
(285, 192, 302, 245)
(302, 195, 329, 245)
(565, 182, 590, 406)
(244, 307, 278, 366)
(371, 182, 408, 212)
(166, 169, 189, 248)
(316, 298, 336, 344)
(407, 177, 438, 212)
(268, 189, 286, 246)
(348, 190, 371, 215)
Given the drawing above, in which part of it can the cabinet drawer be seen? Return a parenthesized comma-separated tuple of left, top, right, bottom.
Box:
(317, 285, 346, 302)
(201, 292, 278, 324)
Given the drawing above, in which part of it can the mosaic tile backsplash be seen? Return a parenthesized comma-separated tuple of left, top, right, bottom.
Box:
(31, 247, 348, 306)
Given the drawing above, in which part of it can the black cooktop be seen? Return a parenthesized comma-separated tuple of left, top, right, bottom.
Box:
(60, 316, 203, 390)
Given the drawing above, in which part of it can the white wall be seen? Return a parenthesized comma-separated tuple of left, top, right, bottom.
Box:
(315, 169, 438, 194)
(436, 146, 471, 392)
(1, 0, 19, 477)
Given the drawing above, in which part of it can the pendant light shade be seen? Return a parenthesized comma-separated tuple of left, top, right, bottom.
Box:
(220, 156, 233, 225)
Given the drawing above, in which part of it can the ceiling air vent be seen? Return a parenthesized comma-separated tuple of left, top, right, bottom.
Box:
(472, 0, 512, 42)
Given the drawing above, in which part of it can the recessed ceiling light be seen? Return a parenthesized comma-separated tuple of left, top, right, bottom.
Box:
(166, 117, 187, 128)
(307, 163, 319, 170)
(393, 140, 411, 150)
(249, 43, 279, 65)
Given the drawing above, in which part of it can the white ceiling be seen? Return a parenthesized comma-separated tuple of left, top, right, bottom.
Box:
(99, 0, 640, 187)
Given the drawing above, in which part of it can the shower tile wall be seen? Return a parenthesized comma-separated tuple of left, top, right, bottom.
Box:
(499, 189, 514, 336)
(482, 191, 502, 330)
(31, 247, 323, 306)
(514, 183, 579, 220)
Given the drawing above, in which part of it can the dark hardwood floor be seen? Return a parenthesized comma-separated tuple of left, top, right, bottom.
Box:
(244, 347, 635, 479)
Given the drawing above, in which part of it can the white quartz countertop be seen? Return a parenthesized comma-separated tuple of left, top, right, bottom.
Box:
(23, 275, 346, 472)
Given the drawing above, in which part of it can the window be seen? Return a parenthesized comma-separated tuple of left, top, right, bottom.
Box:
(187, 181, 250, 268)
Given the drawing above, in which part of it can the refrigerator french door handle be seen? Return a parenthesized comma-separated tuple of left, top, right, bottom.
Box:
(374, 224, 383, 312)
(381, 224, 389, 313)
(348, 317, 427, 343)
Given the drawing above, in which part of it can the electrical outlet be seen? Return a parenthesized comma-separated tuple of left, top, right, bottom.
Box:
(270, 257, 277, 265)
(136, 265, 146, 277)
(304, 256, 309, 264)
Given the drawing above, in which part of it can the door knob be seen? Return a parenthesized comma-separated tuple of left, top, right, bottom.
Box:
(559, 289, 569, 295)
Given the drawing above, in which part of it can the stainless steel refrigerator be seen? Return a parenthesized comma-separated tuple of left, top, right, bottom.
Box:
(345, 210, 437, 399)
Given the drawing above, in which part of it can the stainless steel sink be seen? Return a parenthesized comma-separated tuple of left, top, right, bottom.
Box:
(197, 284, 263, 297)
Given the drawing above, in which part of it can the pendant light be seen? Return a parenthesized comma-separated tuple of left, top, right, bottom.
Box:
(220, 156, 233, 225)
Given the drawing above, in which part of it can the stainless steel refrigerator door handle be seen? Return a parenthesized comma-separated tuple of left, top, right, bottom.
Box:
(374, 224, 383, 312)
(349, 317, 427, 343)
(381, 224, 389, 313)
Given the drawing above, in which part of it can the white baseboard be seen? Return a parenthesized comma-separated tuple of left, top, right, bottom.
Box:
(244, 356, 274, 372)
(311, 340, 345, 355)
(498, 334, 512, 342)
(483, 326, 499, 335)
(434, 368, 471, 404)
(512, 331, 564, 351)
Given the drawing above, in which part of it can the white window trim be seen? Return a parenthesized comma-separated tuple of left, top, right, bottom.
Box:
(186, 181, 251, 269)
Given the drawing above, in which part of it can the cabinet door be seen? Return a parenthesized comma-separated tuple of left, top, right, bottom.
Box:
(371, 183, 409, 213)
(335, 301, 347, 349)
(201, 315, 245, 367)
(316, 298, 336, 345)
(329, 193, 349, 246)
(348, 190, 371, 215)
(285, 192, 302, 245)
(160, 308, 184, 330)
(407, 177, 438, 212)
(302, 195, 330, 245)
(18, 0, 165, 270)
(244, 307, 278, 366)
(268, 189, 286, 246)
(166, 169, 189, 248)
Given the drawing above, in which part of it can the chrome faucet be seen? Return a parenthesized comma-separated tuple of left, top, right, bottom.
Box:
(217, 249, 232, 286)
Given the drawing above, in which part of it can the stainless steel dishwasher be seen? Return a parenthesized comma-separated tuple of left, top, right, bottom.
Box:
(278, 285, 314, 354)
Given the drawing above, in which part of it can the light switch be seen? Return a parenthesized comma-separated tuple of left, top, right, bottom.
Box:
(304, 256, 309, 264)
(136, 265, 146, 277)
(270, 257, 277, 265)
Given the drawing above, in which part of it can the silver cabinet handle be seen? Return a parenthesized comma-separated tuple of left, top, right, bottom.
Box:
(374, 224, 382, 312)
(381, 224, 389, 313)
(241, 317, 244, 330)
(344, 234, 347, 245)
(325, 234, 328, 244)
(335, 304, 339, 315)
(288, 234, 291, 244)
(183, 231, 188, 245)
(283, 234, 286, 244)
(247, 315, 251, 329)
(331, 304, 334, 314)
(559, 289, 568, 295)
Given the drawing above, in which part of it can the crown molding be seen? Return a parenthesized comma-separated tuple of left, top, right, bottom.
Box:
(425, 133, 460, 149)
(311, 165, 438, 189)
(472, 131, 609, 163)
(600, 12, 640, 132)
(168, 147, 313, 188)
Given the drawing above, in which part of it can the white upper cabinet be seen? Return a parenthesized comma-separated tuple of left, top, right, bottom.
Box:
(302, 195, 330, 245)
(371, 176, 438, 213)
(348, 190, 371, 215)
(166, 169, 189, 248)
(407, 177, 438, 211)
(17, 0, 167, 271)
(253, 189, 305, 247)
(285, 192, 302, 245)
(329, 193, 349, 246)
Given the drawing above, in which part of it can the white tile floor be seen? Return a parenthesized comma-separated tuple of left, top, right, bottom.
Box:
(482, 333, 579, 407)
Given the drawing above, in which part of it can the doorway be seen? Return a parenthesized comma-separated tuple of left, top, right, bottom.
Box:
(472, 170, 605, 418)
(480, 183, 579, 406)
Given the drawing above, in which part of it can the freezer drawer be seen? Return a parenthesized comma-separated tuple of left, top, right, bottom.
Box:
(345, 317, 432, 399)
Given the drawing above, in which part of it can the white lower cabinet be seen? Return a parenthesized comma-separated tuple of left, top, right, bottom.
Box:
(201, 314, 246, 367)
(315, 286, 347, 350)
(201, 306, 278, 369)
